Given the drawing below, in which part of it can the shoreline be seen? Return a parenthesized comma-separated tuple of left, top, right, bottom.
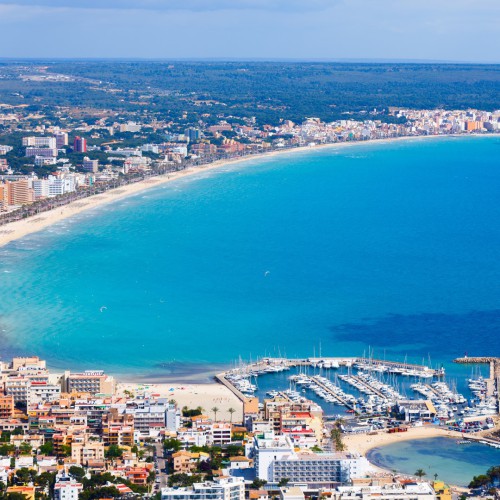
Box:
(345, 426, 496, 491)
(0, 133, 490, 249)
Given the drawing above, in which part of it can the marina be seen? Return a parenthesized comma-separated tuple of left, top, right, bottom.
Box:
(217, 355, 500, 420)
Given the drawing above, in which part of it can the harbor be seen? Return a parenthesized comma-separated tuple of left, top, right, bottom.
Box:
(216, 355, 500, 421)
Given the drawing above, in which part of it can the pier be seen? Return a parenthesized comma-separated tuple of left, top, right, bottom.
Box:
(310, 376, 360, 413)
(454, 357, 500, 411)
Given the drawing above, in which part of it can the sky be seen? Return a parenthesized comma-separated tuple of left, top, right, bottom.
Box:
(0, 0, 499, 61)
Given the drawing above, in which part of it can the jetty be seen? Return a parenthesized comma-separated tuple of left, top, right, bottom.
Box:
(454, 356, 500, 411)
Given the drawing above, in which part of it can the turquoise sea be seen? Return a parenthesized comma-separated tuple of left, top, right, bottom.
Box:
(367, 437, 500, 487)
(1, 136, 499, 380)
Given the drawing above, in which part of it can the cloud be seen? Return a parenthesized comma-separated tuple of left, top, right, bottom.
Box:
(0, 0, 336, 12)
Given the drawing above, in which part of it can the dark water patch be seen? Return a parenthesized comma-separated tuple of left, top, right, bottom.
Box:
(331, 309, 500, 359)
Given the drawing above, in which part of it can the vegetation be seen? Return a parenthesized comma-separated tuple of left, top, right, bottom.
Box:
(168, 473, 204, 487)
(414, 469, 426, 479)
(469, 465, 500, 490)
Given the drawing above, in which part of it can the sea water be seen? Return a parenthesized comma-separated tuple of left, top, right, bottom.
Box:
(0, 137, 499, 380)
(367, 437, 500, 487)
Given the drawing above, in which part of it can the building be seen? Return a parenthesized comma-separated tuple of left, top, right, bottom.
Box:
(27, 381, 61, 406)
(253, 433, 295, 481)
(185, 128, 202, 142)
(23, 136, 57, 148)
(161, 477, 245, 500)
(172, 451, 210, 474)
(0, 394, 14, 418)
(252, 433, 369, 486)
(82, 157, 99, 173)
(54, 132, 69, 148)
(270, 452, 370, 487)
(7, 179, 35, 205)
(73, 136, 87, 153)
(25, 147, 58, 158)
(279, 487, 305, 500)
(7, 486, 36, 500)
(210, 423, 232, 445)
(62, 370, 115, 395)
(71, 437, 105, 465)
(54, 476, 83, 500)
(331, 481, 436, 500)
(395, 401, 436, 423)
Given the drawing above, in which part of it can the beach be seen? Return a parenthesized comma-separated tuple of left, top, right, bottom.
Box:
(0, 135, 457, 249)
(344, 425, 464, 455)
(116, 381, 244, 423)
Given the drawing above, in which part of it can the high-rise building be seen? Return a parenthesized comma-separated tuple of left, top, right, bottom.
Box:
(54, 132, 69, 148)
(82, 157, 98, 173)
(185, 127, 202, 142)
(73, 136, 87, 153)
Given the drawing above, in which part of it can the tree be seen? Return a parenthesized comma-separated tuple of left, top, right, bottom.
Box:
(330, 428, 345, 452)
(211, 407, 219, 421)
(0, 444, 15, 456)
(415, 469, 426, 479)
(434, 473, 438, 481)
(228, 408, 235, 423)
(38, 441, 54, 456)
(59, 445, 71, 457)
(104, 445, 123, 459)
(250, 479, 267, 489)
(18, 443, 32, 456)
(35, 471, 56, 494)
(163, 438, 182, 453)
(15, 468, 36, 485)
(278, 478, 290, 487)
(68, 466, 86, 481)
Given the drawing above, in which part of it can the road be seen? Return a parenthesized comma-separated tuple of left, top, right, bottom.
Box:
(153, 442, 168, 492)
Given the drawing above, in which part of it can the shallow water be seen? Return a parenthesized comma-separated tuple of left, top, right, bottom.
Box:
(0, 137, 499, 380)
(367, 437, 500, 487)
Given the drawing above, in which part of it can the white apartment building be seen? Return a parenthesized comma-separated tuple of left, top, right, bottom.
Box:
(333, 482, 436, 500)
(270, 452, 370, 487)
(210, 423, 232, 445)
(27, 382, 61, 406)
(54, 476, 83, 500)
(161, 477, 244, 500)
(252, 433, 295, 482)
(23, 136, 57, 148)
(125, 399, 180, 435)
(251, 433, 369, 486)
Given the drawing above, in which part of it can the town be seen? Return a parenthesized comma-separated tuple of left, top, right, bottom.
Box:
(0, 355, 498, 500)
(1, 102, 499, 218)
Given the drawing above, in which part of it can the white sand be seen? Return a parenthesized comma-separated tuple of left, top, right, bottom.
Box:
(344, 425, 464, 455)
(117, 381, 243, 423)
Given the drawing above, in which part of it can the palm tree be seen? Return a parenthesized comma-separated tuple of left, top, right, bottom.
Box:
(211, 406, 219, 421)
(228, 408, 235, 423)
(434, 473, 438, 481)
(415, 469, 426, 479)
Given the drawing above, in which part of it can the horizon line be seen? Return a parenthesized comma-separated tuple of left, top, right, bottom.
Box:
(1, 57, 500, 65)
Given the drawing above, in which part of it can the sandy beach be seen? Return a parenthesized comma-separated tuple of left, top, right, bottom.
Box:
(116, 381, 244, 423)
(344, 425, 464, 455)
(0, 134, 460, 249)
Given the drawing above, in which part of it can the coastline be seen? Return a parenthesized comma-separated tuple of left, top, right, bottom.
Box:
(0, 133, 483, 249)
(344, 425, 464, 456)
(345, 426, 497, 491)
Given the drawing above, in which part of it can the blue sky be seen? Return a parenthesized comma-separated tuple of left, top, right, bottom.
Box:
(0, 0, 499, 61)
